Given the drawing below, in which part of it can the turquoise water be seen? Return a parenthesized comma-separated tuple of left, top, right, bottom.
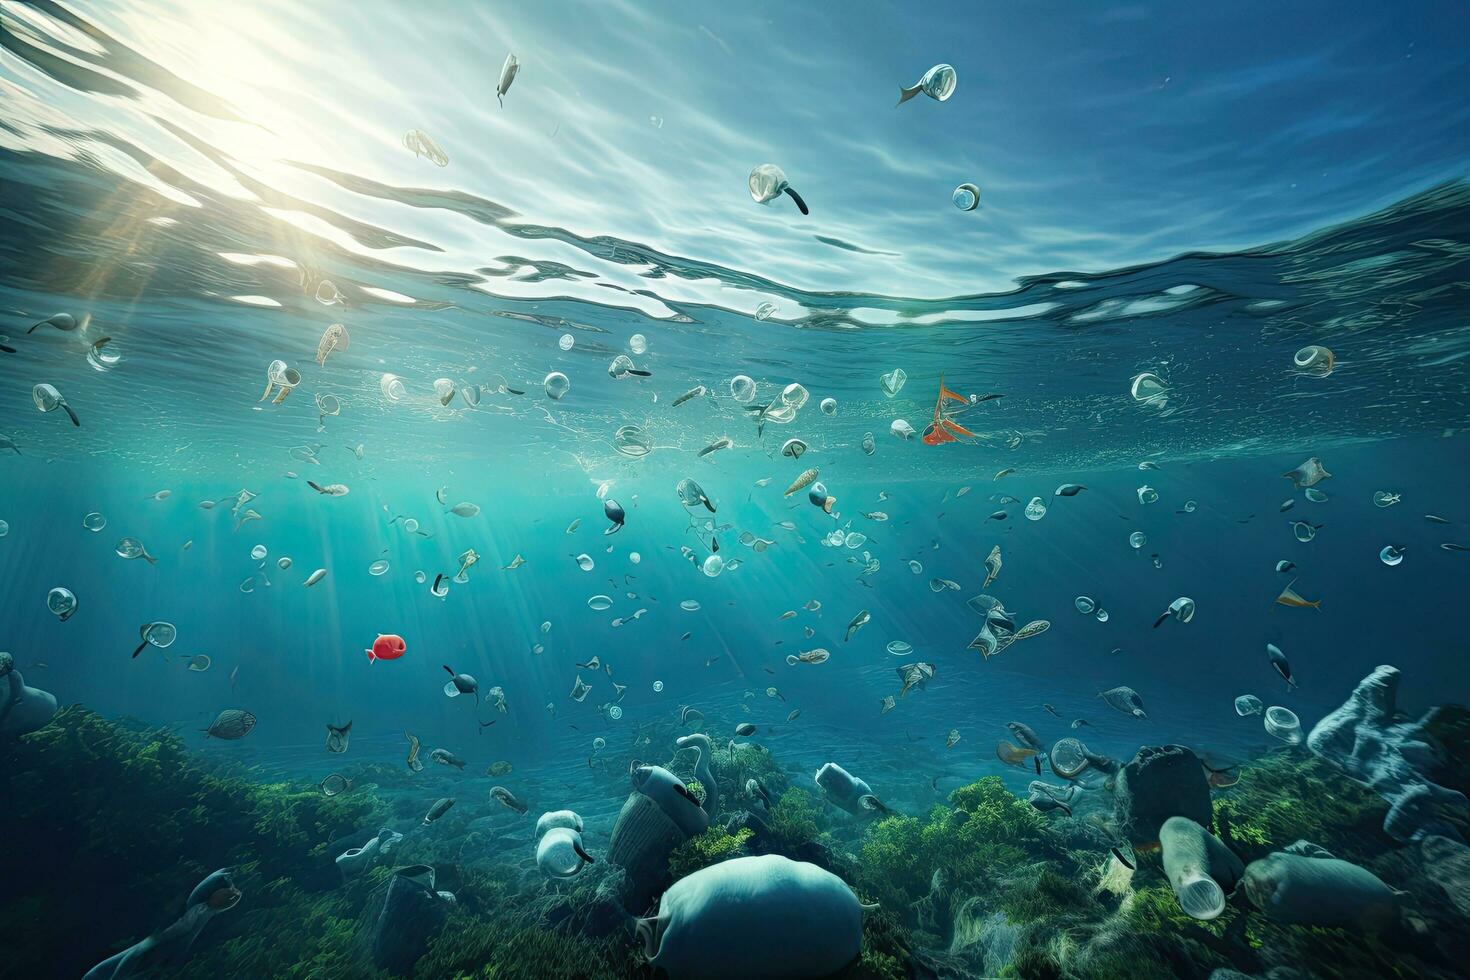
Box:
(3, 2, 1470, 978)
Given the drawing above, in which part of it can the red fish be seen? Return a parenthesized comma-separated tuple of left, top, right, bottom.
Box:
(366, 634, 407, 663)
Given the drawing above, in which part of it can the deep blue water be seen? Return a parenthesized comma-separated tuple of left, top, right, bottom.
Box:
(2, 2, 1470, 977)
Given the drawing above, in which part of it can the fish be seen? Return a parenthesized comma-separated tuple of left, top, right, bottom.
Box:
(405, 731, 424, 772)
(786, 708, 802, 722)
(736, 723, 756, 737)
(673, 386, 707, 407)
(1266, 643, 1298, 688)
(993, 468, 1015, 480)
(779, 610, 797, 621)
(1054, 484, 1086, 496)
(945, 729, 961, 749)
(487, 761, 513, 777)
(996, 740, 1038, 767)
(304, 568, 327, 587)
(1098, 686, 1148, 719)
(430, 748, 466, 770)
(1280, 498, 1297, 513)
(982, 545, 1002, 589)
(699, 437, 733, 457)
(325, 721, 351, 753)
(1007, 722, 1045, 752)
(448, 502, 481, 518)
(785, 468, 820, 497)
(862, 511, 889, 521)
(490, 785, 528, 814)
(306, 481, 349, 496)
(844, 609, 871, 641)
(879, 695, 896, 714)
(203, 709, 256, 740)
(785, 648, 830, 666)
(366, 634, 407, 663)
(987, 510, 1007, 521)
(422, 797, 454, 826)
(1275, 579, 1321, 609)
(1042, 704, 1060, 718)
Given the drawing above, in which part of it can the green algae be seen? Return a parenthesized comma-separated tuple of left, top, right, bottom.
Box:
(1212, 750, 1391, 864)
(667, 825, 754, 879)
(857, 777, 1061, 913)
(5, 708, 1461, 979)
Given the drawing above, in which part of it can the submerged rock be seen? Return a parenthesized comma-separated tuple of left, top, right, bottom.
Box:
(1114, 745, 1212, 847)
(1306, 665, 1469, 842)
(372, 864, 454, 974)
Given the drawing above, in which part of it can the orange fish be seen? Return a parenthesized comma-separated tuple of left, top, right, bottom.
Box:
(922, 375, 976, 446)
(996, 740, 1039, 767)
(1274, 579, 1321, 609)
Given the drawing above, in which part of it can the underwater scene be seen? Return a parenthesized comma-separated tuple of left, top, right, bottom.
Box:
(3, 1, 1470, 978)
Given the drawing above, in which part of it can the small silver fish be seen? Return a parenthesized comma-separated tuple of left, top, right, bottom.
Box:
(307, 481, 349, 496)
(699, 437, 733, 457)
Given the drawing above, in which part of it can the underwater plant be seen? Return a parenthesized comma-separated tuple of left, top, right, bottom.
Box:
(667, 826, 754, 880)
(1212, 750, 1391, 864)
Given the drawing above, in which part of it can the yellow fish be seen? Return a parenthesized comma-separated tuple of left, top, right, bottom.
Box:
(1275, 579, 1321, 609)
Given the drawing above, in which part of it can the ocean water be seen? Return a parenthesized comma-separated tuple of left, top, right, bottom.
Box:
(3, 2, 1470, 979)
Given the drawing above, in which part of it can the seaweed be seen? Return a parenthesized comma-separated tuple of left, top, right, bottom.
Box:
(0, 706, 385, 978)
(768, 786, 821, 847)
(856, 777, 1065, 916)
(1212, 750, 1391, 864)
(667, 825, 754, 880)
